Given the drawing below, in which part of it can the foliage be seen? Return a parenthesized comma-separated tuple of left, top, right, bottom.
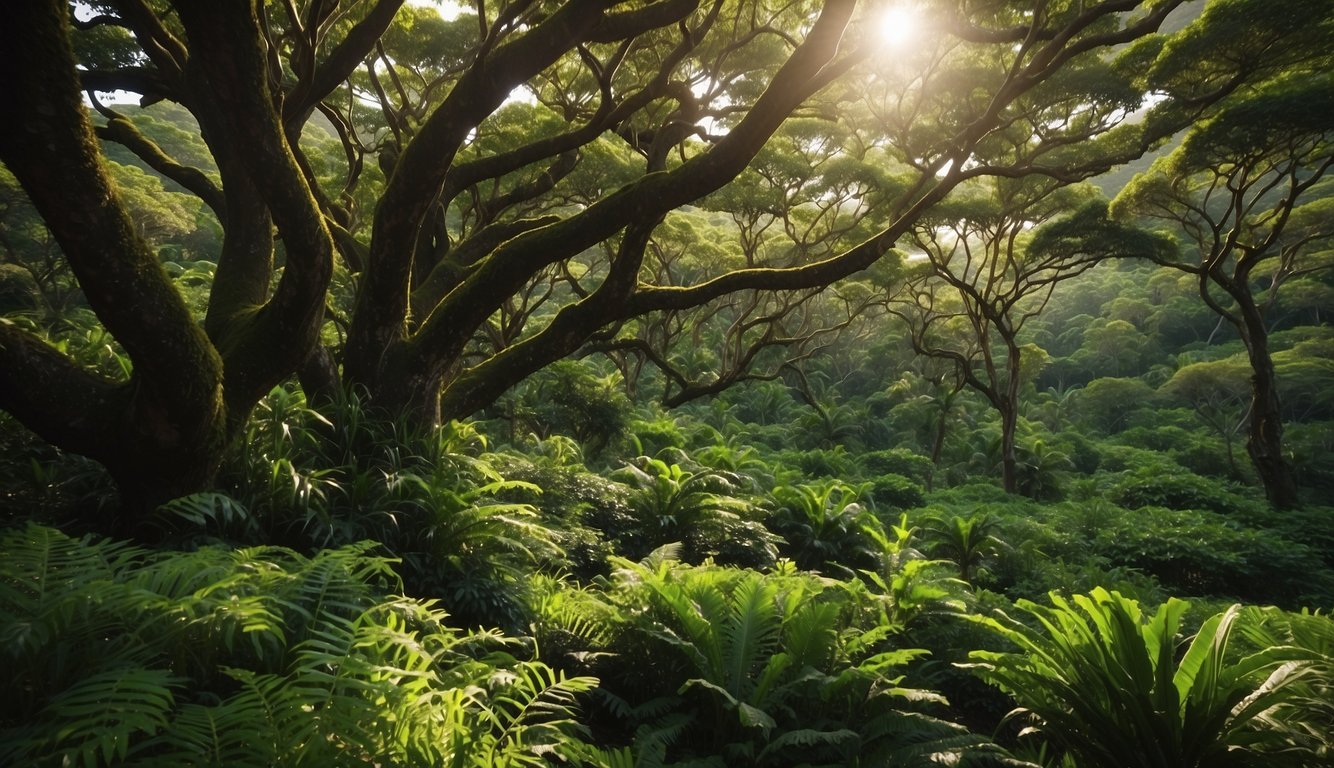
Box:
(1107, 469, 1261, 516)
(597, 552, 1023, 767)
(613, 455, 777, 568)
(4, 2, 1334, 763)
(921, 513, 1005, 586)
(858, 449, 936, 486)
(1091, 506, 1333, 607)
(965, 588, 1334, 767)
(171, 386, 560, 629)
(867, 472, 928, 511)
(508, 361, 634, 461)
(769, 480, 881, 576)
(0, 524, 602, 767)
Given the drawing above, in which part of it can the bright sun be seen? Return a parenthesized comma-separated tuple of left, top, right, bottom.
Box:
(878, 5, 922, 49)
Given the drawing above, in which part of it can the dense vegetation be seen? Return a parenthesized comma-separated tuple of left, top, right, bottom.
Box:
(2, 0, 1332, 765)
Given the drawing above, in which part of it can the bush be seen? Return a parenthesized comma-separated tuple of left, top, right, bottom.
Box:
(587, 555, 1019, 766)
(1052, 430, 1101, 475)
(868, 473, 926, 510)
(768, 480, 880, 575)
(492, 456, 636, 579)
(1108, 469, 1260, 516)
(627, 414, 687, 458)
(1093, 506, 1333, 607)
(858, 448, 935, 485)
(193, 387, 559, 630)
(511, 360, 633, 459)
(612, 457, 778, 568)
(1074, 377, 1159, 434)
(966, 589, 1334, 768)
(0, 525, 603, 767)
(771, 446, 855, 480)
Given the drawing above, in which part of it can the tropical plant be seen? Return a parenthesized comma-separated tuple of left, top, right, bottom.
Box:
(165, 386, 560, 628)
(1015, 438, 1074, 501)
(1090, 505, 1333, 607)
(599, 551, 1024, 767)
(834, 513, 972, 638)
(0, 524, 602, 767)
(614, 456, 777, 567)
(1235, 607, 1334, 760)
(769, 480, 881, 576)
(964, 588, 1334, 767)
(921, 513, 1005, 585)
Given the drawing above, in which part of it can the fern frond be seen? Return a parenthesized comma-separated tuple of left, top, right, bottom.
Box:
(35, 666, 182, 768)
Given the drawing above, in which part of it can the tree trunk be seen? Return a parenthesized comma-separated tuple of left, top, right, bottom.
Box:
(0, 1, 229, 531)
(999, 340, 1025, 495)
(1238, 308, 1300, 508)
(999, 402, 1020, 495)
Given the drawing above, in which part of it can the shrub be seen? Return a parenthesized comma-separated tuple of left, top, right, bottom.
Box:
(919, 513, 1005, 585)
(858, 449, 935, 485)
(186, 386, 559, 630)
(868, 472, 927, 510)
(771, 446, 855, 480)
(511, 360, 633, 459)
(965, 589, 1334, 768)
(768, 480, 881, 576)
(612, 457, 777, 568)
(0, 524, 603, 767)
(1108, 469, 1261, 516)
(1092, 506, 1333, 607)
(593, 553, 1020, 766)
(627, 414, 687, 459)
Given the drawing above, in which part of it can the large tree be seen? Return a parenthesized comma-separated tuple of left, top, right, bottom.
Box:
(1112, 68, 1334, 508)
(0, 0, 1294, 524)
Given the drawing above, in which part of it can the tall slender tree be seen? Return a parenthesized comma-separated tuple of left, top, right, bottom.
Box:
(887, 180, 1168, 494)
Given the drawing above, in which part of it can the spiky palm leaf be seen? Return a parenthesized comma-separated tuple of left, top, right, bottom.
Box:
(965, 588, 1330, 767)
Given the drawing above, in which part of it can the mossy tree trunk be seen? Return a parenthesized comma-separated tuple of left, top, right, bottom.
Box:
(0, 1, 334, 530)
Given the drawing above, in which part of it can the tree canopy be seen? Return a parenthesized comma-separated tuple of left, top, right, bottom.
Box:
(1, 0, 1330, 522)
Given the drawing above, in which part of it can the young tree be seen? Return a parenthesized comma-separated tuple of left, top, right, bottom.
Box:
(1112, 72, 1334, 508)
(0, 0, 1286, 524)
(887, 180, 1166, 494)
(1160, 358, 1253, 478)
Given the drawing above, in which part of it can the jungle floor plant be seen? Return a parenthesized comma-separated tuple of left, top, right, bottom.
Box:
(0, 523, 606, 767)
(560, 547, 1028, 767)
(963, 587, 1333, 767)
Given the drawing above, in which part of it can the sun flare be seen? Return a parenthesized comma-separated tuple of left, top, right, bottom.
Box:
(878, 5, 922, 49)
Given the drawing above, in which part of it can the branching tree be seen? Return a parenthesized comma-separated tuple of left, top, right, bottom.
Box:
(1112, 71, 1334, 508)
(0, 0, 1300, 525)
(1160, 357, 1253, 478)
(887, 180, 1167, 494)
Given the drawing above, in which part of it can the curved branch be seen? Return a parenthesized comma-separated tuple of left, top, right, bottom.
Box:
(96, 114, 226, 219)
(0, 322, 123, 461)
(407, 0, 861, 374)
(175, 2, 334, 413)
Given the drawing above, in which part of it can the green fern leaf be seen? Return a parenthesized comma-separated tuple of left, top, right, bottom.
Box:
(39, 666, 181, 767)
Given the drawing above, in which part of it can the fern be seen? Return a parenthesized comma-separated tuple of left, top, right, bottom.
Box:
(33, 667, 182, 768)
(1, 525, 604, 767)
(589, 554, 1006, 766)
(151, 492, 260, 541)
